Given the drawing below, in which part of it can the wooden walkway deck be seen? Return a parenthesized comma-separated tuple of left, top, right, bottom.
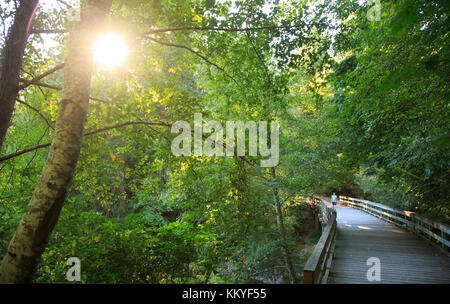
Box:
(327, 205, 450, 284)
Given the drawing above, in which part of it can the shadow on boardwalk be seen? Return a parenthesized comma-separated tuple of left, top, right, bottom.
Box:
(327, 205, 450, 284)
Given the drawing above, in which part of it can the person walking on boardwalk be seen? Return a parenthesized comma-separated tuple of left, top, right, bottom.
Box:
(331, 193, 338, 209)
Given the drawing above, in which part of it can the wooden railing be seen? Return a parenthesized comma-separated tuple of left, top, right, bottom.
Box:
(339, 196, 450, 251)
(303, 197, 337, 284)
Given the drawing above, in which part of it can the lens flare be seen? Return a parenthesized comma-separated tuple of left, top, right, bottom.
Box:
(93, 33, 128, 68)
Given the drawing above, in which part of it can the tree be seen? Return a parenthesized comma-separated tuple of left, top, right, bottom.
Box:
(0, 0, 112, 283)
(0, 0, 39, 150)
(328, 0, 449, 213)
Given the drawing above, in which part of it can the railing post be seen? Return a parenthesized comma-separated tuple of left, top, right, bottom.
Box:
(304, 271, 313, 284)
(314, 210, 320, 230)
(428, 222, 431, 240)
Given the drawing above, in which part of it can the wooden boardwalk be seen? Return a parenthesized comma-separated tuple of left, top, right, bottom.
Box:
(327, 205, 450, 284)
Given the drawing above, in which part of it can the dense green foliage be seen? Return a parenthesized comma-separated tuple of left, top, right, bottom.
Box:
(329, 0, 449, 219)
(0, 0, 448, 283)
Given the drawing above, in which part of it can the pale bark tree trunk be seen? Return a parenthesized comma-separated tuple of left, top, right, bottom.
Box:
(0, 0, 39, 150)
(0, 0, 112, 283)
(271, 167, 298, 284)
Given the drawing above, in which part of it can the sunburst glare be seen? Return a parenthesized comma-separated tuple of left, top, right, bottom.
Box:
(93, 33, 128, 68)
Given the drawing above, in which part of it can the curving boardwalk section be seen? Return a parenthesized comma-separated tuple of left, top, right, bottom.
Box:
(327, 205, 450, 284)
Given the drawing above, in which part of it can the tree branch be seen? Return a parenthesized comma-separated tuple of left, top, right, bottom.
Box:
(245, 30, 272, 102)
(0, 119, 270, 182)
(83, 120, 171, 136)
(33, 25, 303, 36)
(19, 63, 65, 90)
(19, 80, 111, 103)
(146, 36, 239, 86)
(0, 120, 172, 162)
(20, 80, 61, 91)
(31, 29, 67, 34)
(139, 25, 304, 36)
(15, 99, 54, 130)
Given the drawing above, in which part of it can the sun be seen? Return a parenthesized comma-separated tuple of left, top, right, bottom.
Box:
(93, 33, 128, 68)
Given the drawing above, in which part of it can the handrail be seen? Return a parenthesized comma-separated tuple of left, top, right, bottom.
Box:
(339, 196, 450, 251)
(303, 197, 337, 284)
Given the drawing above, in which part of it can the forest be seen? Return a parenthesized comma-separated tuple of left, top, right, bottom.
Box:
(0, 0, 448, 284)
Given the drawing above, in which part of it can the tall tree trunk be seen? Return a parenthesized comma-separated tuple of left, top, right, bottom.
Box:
(0, 0, 39, 150)
(0, 0, 112, 283)
(271, 167, 298, 284)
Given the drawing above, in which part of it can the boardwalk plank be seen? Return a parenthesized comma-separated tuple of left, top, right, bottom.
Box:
(327, 205, 450, 284)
